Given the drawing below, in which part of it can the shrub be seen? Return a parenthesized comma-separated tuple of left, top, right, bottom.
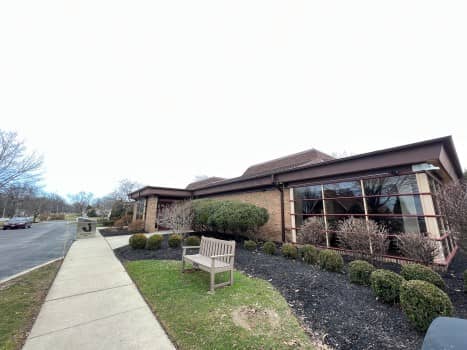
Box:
(464, 269, 467, 293)
(400, 264, 446, 290)
(101, 219, 114, 227)
(168, 234, 182, 248)
(400, 280, 453, 331)
(184, 235, 201, 246)
(263, 241, 276, 255)
(281, 243, 298, 259)
(300, 244, 319, 264)
(398, 233, 439, 265)
(297, 218, 327, 246)
(370, 269, 404, 303)
(244, 240, 257, 251)
(128, 219, 145, 233)
(192, 199, 269, 236)
(146, 235, 163, 250)
(348, 260, 375, 285)
(337, 217, 389, 259)
(129, 234, 147, 249)
(318, 250, 344, 272)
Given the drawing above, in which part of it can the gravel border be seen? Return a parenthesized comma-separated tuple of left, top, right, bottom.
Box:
(115, 237, 467, 350)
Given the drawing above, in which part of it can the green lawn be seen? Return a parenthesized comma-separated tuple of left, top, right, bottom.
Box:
(126, 260, 314, 349)
(0, 262, 61, 350)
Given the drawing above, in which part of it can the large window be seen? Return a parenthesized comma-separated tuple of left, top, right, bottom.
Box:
(292, 173, 444, 251)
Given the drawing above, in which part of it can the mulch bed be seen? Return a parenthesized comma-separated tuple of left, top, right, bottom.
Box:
(115, 236, 467, 350)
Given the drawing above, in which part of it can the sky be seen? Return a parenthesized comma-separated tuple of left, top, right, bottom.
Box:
(1, 1, 466, 198)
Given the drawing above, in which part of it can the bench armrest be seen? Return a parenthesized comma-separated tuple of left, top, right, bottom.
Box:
(210, 253, 235, 268)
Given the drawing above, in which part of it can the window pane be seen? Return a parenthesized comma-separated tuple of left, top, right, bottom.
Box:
(294, 185, 322, 200)
(365, 195, 423, 215)
(324, 181, 362, 198)
(363, 174, 419, 196)
(370, 216, 427, 234)
(325, 198, 365, 215)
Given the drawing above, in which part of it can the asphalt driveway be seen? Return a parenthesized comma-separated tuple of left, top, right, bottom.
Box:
(0, 221, 75, 280)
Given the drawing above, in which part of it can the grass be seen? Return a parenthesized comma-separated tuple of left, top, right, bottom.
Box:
(126, 260, 314, 349)
(0, 261, 61, 350)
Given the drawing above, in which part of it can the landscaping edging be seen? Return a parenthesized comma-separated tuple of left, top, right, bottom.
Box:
(115, 240, 467, 350)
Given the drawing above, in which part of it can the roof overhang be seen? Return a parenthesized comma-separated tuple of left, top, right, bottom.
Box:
(129, 186, 191, 200)
(130, 136, 463, 199)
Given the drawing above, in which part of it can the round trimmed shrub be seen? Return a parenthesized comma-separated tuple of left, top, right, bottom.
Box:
(146, 235, 163, 250)
(400, 264, 446, 290)
(168, 234, 182, 248)
(370, 269, 404, 303)
(400, 280, 453, 331)
(318, 250, 344, 272)
(282, 243, 298, 259)
(349, 260, 376, 285)
(244, 240, 257, 251)
(263, 241, 276, 255)
(464, 269, 467, 293)
(300, 245, 319, 264)
(129, 234, 147, 249)
(184, 235, 201, 246)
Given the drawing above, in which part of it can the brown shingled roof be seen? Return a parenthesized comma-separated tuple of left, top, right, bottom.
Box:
(185, 177, 226, 190)
(242, 148, 334, 177)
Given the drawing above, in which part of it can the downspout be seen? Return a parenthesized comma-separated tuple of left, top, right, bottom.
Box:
(273, 176, 286, 243)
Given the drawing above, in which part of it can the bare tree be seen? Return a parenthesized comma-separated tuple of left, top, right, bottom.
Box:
(436, 181, 467, 252)
(0, 130, 43, 192)
(337, 217, 389, 260)
(397, 233, 439, 265)
(157, 201, 194, 234)
(297, 217, 327, 246)
(110, 179, 143, 202)
(68, 191, 93, 215)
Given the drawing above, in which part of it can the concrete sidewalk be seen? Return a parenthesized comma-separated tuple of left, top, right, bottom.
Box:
(23, 233, 175, 350)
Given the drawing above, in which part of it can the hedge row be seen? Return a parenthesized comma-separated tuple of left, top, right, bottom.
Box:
(192, 199, 269, 236)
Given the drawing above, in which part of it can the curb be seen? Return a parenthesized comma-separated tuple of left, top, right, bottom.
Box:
(0, 257, 64, 284)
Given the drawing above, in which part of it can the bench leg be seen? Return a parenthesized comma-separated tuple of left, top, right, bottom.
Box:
(182, 258, 185, 273)
(209, 270, 215, 294)
(230, 269, 234, 286)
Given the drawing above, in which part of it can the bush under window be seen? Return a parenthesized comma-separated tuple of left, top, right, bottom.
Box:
(263, 241, 276, 255)
(168, 234, 182, 248)
(146, 235, 163, 250)
(300, 244, 319, 264)
(370, 269, 404, 303)
(244, 240, 257, 251)
(281, 243, 298, 259)
(184, 235, 201, 247)
(400, 280, 453, 331)
(400, 264, 446, 290)
(129, 234, 147, 249)
(348, 260, 375, 286)
(318, 250, 344, 272)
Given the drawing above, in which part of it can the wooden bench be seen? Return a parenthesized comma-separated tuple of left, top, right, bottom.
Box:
(182, 236, 236, 293)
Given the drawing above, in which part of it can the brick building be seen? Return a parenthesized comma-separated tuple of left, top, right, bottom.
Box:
(130, 136, 462, 266)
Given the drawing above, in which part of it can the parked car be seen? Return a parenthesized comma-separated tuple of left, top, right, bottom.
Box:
(3, 217, 32, 230)
(0, 218, 9, 229)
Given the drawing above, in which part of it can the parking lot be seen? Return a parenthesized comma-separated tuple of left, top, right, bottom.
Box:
(0, 221, 75, 280)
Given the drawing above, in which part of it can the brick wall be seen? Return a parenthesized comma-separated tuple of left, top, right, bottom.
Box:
(144, 196, 158, 232)
(208, 188, 292, 242)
